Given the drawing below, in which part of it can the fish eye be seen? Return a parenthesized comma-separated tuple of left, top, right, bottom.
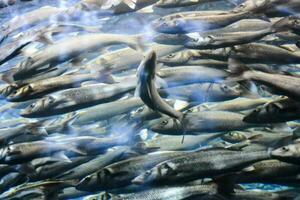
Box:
(145, 171, 151, 176)
(282, 146, 289, 152)
(30, 103, 36, 108)
(253, 108, 260, 113)
(166, 54, 175, 58)
(161, 120, 168, 125)
(136, 107, 144, 113)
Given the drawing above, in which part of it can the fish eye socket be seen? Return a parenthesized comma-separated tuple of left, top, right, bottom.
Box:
(167, 54, 175, 58)
(30, 103, 36, 108)
(137, 107, 144, 113)
(161, 120, 168, 125)
(282, 146, 289, 151)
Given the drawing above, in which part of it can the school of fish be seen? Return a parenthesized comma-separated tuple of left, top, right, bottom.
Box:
(0, 0, 300, 199)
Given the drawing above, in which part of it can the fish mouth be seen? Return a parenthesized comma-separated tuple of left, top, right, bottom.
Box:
(5, 94, 20, 102)
(19, 108, 34, 117)
(131, 175, 146, 185)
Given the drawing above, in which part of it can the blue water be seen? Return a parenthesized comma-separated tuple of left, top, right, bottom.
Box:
(0, 1, 296, 199)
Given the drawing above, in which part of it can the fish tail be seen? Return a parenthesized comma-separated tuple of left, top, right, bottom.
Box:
(271, 17, 292, 33)
(0, 69, 17, 84)
(95, 66, 117, 84)
(225, 57, 250, 83)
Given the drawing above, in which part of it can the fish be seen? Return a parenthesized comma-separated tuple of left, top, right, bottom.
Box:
(152, 11, 262, 34)
(4, 33, 142, 82)
(84, 184, 217, 200)
(157, 65, 228, 87)
(0, 6, 64, 41)
(228, 58, 300, 101)
(155, 18, 292, 49)
(222, 130, 295, 150)
(30, 156, 92, 181)
(235, 159, 300, 184)
(271, 142, 300, 164)
(76, 151, 188, 191)
(11, 66, 69, 87)
(132, 148, 270, 185)
(234, 0, 300, 18)
(157, 49, 229, 67)
(150, 111, 261, 135)
(244, 97, 300, 123)
(83, 44, 184, 74)
(73, 97, 144, 125)
(231, 43, 300, 64)
(6, 70, 114, 102)
(56, 146, 137, 180)
(0, 123, 47, 146)
(20, 79, 137, 117)
(135, 50, 183, 121)
(154, 0, 223, 8)
(158, 83, 243, 103)
(135, 133, 223, 152)
(0, 140, 86, 163)
(0, 23, 102, 66)
(189, 97, 272, 113)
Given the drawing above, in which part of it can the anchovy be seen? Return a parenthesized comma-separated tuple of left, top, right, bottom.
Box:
(20, 79, 137, 117)
(150, 111, 261, 135)
(133, 148, 270, 185)
(76, 151, 188, 191)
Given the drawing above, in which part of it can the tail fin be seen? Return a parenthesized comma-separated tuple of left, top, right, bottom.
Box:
(271, 17, 291, 33)
(226, 57, 251, 83)
(0, 68, 18, 84)
(93, 66, 116, 84)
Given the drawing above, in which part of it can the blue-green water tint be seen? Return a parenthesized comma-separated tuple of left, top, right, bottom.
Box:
(0, 1, 297, 200)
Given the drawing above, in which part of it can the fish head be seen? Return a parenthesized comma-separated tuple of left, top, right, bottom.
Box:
(130, 106, 148, 120)
(221, 84, 242, 97)
(185, 34, 214, 48)
(233, 0, 269, 13)
(0, 84, 18, 98)
(152, 17, 183, 34)
(6, 85, 33, 101)
(158, 51, 189, 65)
(132, 162, 176, 185)
(77, 167, 114, 191)
(284, 16, 300, 31)
(20, 96, 56, 117)
(271, 144, 300, 160)
(243, 102, 282, 123)
(150, 117, 181, 134)
(222, 131, 248, 143)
